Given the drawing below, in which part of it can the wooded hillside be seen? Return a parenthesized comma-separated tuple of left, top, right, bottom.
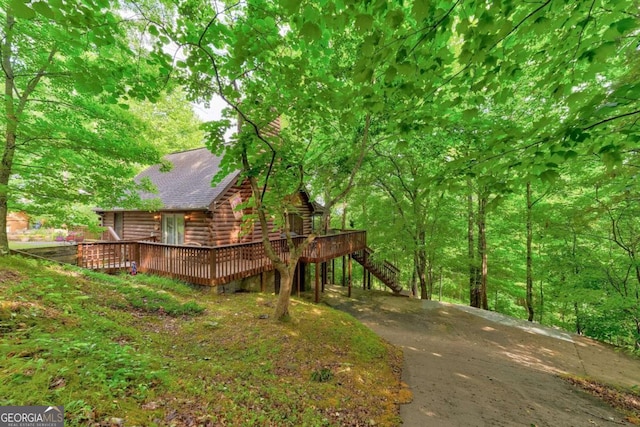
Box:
(3, 1, 640, 348)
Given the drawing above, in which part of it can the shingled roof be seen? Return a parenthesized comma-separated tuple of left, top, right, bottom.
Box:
(136, 147, 240, 210)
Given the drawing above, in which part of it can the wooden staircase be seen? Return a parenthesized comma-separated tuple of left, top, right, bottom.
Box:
(352, 247, 402, 293)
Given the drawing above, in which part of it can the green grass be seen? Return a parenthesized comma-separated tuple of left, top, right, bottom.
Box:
(0, 256, 405, 426)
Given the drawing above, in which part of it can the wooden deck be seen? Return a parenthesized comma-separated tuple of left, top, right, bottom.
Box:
(78, 231, 366, 286)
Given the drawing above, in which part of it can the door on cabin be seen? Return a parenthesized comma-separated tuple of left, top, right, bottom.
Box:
(114, 212, 124, 239)
(162, 213, 185, 244)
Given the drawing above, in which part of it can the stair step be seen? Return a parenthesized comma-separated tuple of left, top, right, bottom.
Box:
(353, 248, 401, 293)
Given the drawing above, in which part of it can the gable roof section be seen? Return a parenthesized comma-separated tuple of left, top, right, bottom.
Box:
(137, 147, 240, 210)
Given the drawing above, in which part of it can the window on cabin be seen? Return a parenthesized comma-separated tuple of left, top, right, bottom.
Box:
(162, 213, 184, 244)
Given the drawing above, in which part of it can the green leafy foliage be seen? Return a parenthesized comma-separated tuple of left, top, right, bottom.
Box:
(0, 0, 178, 252)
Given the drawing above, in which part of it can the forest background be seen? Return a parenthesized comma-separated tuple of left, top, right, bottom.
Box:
(1, 0, 640, 350)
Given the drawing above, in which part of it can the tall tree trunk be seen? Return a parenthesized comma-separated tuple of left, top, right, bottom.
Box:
(526, 181, 535, 321)
(477, 194, 488, 310)
(238, 123, 314, 321)
(426, 259, 434, 300)
(1, 12, 54, 255)
(415, 230, 428, 299)
(411, 267, 417, 298)
(468, 181, 480, 307)
(0, 115, 16, 255)
(273, 264, 292, 319)
(415, 250, 428, 299)
(538, 279, 544, 323)
(0, 13, 17, 255)
(574, 302, 582, 335)
(249, 180, 313, 321)
(570, 230, 582, 334)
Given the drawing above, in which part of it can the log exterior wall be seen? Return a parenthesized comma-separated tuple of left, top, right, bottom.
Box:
(99, 179, 314, 246)
(209, 180, 313, 245)
(101, 211, 159, 241)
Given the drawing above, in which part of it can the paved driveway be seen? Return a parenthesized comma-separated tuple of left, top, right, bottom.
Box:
(323, 287, 639, 427)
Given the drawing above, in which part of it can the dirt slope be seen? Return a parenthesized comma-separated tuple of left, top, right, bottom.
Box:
(322, 286, 640, 427)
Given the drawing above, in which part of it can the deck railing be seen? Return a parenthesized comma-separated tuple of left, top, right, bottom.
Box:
(78, 240, 138, 270)
(77, 231, 366, 286)
(300, 231, 366, 263)
(136, 242, 210, 285)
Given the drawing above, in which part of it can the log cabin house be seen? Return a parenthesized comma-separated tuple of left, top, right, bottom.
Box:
(96, 147, 319, 246)
(84, 147, 401, 298)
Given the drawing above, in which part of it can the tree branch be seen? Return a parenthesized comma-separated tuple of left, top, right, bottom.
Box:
(16, 47, 57, 115)
(583, 109, 640, 131)
(407, 0, 463, 56)
(372, 144, 415, 200)
(185, 12, 278, 203)
(326, 113, 371, 207)
(571, 0, 596, 67)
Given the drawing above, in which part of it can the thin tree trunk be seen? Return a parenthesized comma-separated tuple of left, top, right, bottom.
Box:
(526, 181, 535, 321)
(571, 230, 582, 334)
(411, 267, 417, 298)
(538, 241, 544, 323)
(416, 250, 428, 300)
(468, 182, 480, 307)
(538, 279, 544, 323)
(427, 261, 434, 300)
(415, 230, 428, 300)
(478, 194, 489, 310)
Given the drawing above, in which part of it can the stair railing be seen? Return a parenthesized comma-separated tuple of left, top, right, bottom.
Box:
(353, 246, 402, 293)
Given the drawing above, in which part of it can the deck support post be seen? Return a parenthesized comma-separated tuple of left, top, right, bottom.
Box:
(260, 271, 266, 293)
(348, 254, 352, 298)
(342, 256, 346, 287)
(315, 262, 320, 303)
(331, 258, 335, 284)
